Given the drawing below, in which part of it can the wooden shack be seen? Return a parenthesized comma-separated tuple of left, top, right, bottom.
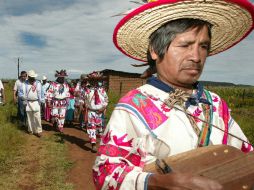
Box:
(101, 69, 146, 97)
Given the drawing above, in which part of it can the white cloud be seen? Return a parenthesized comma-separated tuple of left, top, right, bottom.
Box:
(0, 0, 253, 85)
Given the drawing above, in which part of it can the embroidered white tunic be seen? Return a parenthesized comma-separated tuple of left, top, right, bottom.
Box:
(92, 84, 252, 190)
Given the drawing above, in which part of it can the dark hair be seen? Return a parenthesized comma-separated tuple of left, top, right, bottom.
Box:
(20, 71, 27, 75)
(147, 18, 212, 67)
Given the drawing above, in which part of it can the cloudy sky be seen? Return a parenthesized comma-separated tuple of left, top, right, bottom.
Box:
(0, 0, 253, 85)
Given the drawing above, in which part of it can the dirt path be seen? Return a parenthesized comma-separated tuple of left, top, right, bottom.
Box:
(61, 125, 97, 190)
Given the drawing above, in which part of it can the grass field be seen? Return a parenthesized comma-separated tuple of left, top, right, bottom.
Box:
(206, 86, 254, 144)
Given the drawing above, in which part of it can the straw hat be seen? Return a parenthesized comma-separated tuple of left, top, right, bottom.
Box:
(27, 70, 38, 78)
(87, 71, 106, 80)
(42, 76, 47, 80)
(113, 0, 254, 62)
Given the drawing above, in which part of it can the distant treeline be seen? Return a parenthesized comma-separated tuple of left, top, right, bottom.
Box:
(200, 81, 253, 87)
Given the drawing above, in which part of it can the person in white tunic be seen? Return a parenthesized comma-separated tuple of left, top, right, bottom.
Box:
(20, 70, 44, 137)
(46, 70, 70, 132)
(0, 79, 5, 105)
(92, 0, 254, 189)
(85, 72, 108, 152)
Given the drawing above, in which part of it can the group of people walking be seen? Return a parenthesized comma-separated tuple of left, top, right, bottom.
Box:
(14, 69, 108, 152)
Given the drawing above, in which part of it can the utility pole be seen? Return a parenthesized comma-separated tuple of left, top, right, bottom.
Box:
(17, 57, 20, 78)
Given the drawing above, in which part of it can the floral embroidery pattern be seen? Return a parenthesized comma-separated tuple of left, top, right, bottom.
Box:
(192, 107, 202, 122)
(161, 103, 171, 112)
(98, 144, 142, 167)
(119, 90, 167, 130)
(113, 134, 133, 147)
(102, 130, 112, 144)
(93, 159, 133, 190)
(212, 95, 219, 102)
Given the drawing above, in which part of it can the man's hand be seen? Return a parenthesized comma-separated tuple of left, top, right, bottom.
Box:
(148, 172, 223, 190)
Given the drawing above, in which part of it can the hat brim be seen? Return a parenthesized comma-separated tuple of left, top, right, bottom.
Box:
(55, 75, 68, 77)
(28, 74, 38, 78)
(113, 0, 254, 62)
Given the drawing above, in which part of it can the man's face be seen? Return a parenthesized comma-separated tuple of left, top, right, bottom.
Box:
(81, 81, 87, 87)
(152, 26, 210, 89)
(28, 77, 35, 83)
(89, 80, 96, 87)
(20, 73, 27, 82)
(57, 77, 64, 84)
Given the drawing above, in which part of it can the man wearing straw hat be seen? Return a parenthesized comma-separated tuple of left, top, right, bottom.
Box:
(93, 0, 254, 189)
(20, 70, 44, 137)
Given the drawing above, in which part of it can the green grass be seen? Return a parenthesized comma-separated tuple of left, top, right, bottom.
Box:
(0, 81, 74, 190)
(0, 123, 26, 173)
(36, 134, 74, 190)
(207, 86, 254, 144)
(0, 81, 27, 189)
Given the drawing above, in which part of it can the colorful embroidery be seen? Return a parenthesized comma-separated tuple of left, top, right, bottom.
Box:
(93, 159, 130, 190)
(241, 142, 253, 153)
(98, 144, 143, 167)
(212, 95, 219, 102)
(161, 103, 171, 112)
(198, 90, 213, 147)
(212, 106, 217, 112)
(113, 134, 133, 147)
(192, 107, 202, 122)
(102, 130, 112, 144)
(221, 99, 229, 145)
(119, 90, 167, 130)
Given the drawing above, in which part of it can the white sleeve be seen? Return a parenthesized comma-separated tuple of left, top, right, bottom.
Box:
(93, 107, 152, 190)
(227, 117, 253, 151)
(0, 80, 4, 90)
